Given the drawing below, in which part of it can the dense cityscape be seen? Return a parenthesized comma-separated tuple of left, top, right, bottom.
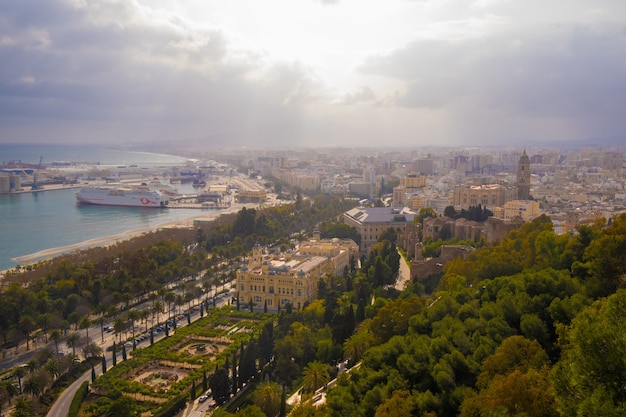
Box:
(2, 0, 626, 416)
(0, 143, 625, 416)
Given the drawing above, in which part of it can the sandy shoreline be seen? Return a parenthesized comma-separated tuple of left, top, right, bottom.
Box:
(1, 203, 258, 282)
(1, 174, 276, 278)
(9, 203, 250, 266)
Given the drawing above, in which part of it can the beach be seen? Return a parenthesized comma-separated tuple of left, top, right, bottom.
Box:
(10, 202, 248, 265)
(0, 148, 278, 277)
(0, 171, 279, 278)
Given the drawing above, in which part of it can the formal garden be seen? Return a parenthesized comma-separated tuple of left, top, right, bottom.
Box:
(82, 309, 271, 416)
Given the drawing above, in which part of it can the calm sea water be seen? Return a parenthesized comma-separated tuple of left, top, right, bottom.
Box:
(0, 144, 208, 271)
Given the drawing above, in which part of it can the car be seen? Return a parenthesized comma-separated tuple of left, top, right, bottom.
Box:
(198, 395, 209, 403)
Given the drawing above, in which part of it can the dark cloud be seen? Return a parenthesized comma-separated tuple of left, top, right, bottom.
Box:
(1, 0, 625, 147)
(359, 21, 626, 139)
(0, 0, 321, 146)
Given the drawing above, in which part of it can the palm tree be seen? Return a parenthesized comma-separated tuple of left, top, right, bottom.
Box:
(152, 301, 163, 326)
(79, 316, 92, 341)
(37, 312, 53, 342)
(302, 361, 331, 393)
(23, 372, 47, 398)
(18, 315, 35, 351)
(13, 366, 28, 394)
(50, 328, 62, 354)
(66, 332, 81, 356)
(140, 309, 151, 332)
(164, 291, 176, 320)
(175, 294, 185, 316)
(126, 310, 140, 342)
(44, 358, 62, 380)
(12, 397, 34, 416)
(0, 379, 19, 406)
(253, 381, 282, 417)
(343, 331, 372, 364)
(113, 317, 127, 342)
(95, 316, 106, 344)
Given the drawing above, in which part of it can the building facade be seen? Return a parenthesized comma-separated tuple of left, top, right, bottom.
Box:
(400, 174, 427, 189)
(343, 206, 417, 255)
(237, 236, 358, 311)
(501, 199, 540, 221)
(453, 184, 518, 210)
(517, 150, 531, 200)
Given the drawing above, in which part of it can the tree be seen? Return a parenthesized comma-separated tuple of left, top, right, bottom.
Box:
(552, 289, 626, 416)
(44, 358, 62, 380)
(95, 316, 106, 343)
(476, 335, 550, 388)
(79, 316, 92, 340)
(23, 372, 47, 398)
(209, 367, 231, 405)
(18, 315, 35, 351)
(582, 215, 626, 296)
(343, 330, 373, 364)
(375, 389, 414, 417)
(126, 310, 140, 343)
(107, 396, 139, 417)
(416, 207, 437, 226)
(66, 332, 81, 356)
(13, 367, 27, 395)
(302, 361, 331, 393)
(252, 382, 282, 417)
(11, 397, 34, 417)
(50, 328, 62, 354)
(443, 206, 457, 219)
(461, 368, 558, 417)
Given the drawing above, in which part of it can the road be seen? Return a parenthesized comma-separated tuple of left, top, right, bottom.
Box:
(395, 249, 411, 291)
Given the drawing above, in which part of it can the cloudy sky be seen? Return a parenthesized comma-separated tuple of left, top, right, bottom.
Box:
(1, 0, 625, 148)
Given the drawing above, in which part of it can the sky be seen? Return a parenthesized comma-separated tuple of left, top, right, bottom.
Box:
(1, 0, 625, 149)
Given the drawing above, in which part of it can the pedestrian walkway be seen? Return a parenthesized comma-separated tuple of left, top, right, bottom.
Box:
(395, 249, 411, 291)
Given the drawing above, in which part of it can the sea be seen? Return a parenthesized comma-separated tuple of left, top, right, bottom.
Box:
(0, 143, 211, 271)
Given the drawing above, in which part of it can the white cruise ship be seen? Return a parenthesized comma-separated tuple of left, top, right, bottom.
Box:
(76, 185, 170, 208)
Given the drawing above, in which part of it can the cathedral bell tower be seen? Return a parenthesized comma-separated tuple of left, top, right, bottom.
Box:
(517, 149, 531, 200)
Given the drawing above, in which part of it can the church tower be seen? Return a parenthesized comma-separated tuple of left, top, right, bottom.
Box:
(517, 149, 531, 200)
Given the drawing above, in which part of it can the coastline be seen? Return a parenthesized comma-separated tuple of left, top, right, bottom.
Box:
(2, 200, 255, 277)
(0, 165, 277, 279)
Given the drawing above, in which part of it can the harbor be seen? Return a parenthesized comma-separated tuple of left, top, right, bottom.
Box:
(0, 172, 273, 273)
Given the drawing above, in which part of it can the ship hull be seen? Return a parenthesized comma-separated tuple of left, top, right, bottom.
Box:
(76, 187, 169, 208)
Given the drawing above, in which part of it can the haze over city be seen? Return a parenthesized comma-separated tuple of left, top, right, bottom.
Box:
(1, 0, 625, 148)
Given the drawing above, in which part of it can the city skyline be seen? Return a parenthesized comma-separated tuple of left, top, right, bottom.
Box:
(1, 0, 625, 148)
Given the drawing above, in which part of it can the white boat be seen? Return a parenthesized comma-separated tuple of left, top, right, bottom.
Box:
(76, 184, 169, 207)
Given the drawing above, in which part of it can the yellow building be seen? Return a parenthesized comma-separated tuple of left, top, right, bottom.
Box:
(237, 236, 358, 310)
(502, 200, 540, 221)
(400, 174, 427, 189)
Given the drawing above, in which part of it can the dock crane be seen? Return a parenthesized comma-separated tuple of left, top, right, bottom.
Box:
(31, 156, 43, 190)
